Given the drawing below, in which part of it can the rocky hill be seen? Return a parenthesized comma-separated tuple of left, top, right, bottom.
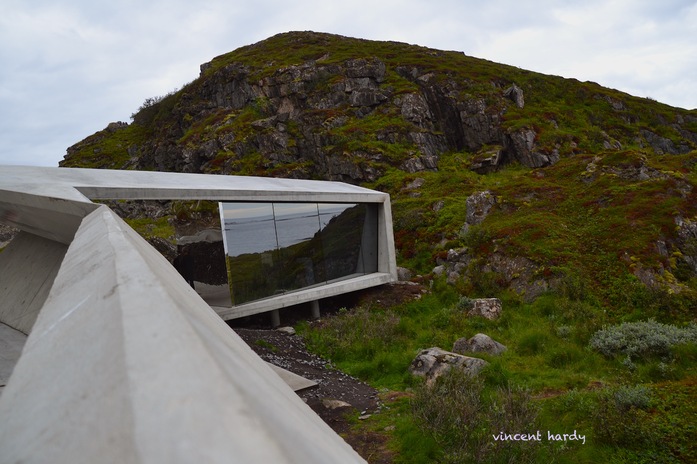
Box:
(61, 31, 697, 314)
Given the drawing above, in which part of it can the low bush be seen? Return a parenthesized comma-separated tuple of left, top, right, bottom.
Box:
(588, 319, 697, 360)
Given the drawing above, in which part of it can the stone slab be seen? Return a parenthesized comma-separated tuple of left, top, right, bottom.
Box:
(267, 363, 317, 392)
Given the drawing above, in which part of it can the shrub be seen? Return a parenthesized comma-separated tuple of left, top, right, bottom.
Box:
(456, 296, 475, 311)
(555, 325, 572, 339)
(411, 369, 542, 463)
(588, 319, 697, 360)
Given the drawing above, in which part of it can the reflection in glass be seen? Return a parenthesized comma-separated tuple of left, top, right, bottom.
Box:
(222, 203, 277, 305)
(220, 201, 379, 305)
(273, 203, 324, 292)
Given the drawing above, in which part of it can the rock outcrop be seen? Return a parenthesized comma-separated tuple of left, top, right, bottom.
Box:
(467, 298, 503, 320)
(64, 32, 616, 182)
(409, 347, 488, 386)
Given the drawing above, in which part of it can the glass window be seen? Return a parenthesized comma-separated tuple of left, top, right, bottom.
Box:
(220, 201, 379, 305)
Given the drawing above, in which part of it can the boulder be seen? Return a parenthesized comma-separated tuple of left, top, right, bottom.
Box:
(397, 266, 413, 281)
(467, 298, 502, 320)
(453, 333, 507, 356)
(503, 84, 525, 108)
(409, 347, 488, 386)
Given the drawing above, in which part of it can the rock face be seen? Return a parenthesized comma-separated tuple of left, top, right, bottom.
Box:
(675, 217, 697, 275)
(453, 333, 507, 356)
(503, 84, 525, 108)
(61, 32, 588, 182)
(465, 190, 497, 226)
(409, 347, 488, 386)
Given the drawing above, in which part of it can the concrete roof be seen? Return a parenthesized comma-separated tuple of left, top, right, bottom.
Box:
(1, 165, 387, 202)
(0, 165, 390, 245)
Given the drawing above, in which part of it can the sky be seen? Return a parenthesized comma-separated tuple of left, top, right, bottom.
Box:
(1, 0, 696, 167)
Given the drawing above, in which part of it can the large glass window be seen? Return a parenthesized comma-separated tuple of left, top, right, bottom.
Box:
(220, 202, 378, 305)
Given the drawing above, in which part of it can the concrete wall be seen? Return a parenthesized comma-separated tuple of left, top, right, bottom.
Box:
(0, 231, 68, 334)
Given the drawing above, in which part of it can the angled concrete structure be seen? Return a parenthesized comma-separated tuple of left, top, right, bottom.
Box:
(0, 166, 397, 463)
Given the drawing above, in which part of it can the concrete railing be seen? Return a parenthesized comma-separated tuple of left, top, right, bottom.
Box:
(0, 167, 368, 463)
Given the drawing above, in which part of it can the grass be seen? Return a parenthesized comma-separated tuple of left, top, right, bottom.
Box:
(124, 216, 174, 241)
(298, 282, 697, 463)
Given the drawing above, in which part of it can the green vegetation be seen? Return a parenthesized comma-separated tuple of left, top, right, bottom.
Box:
(124, 216, 174, 241)
(61, 123, 150, 169)
(589, 319, 697, 359)
(412, 370, 544, 464)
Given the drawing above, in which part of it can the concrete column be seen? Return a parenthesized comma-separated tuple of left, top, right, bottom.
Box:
(310, 300, 320, 320)
(270, 309, 281, 328)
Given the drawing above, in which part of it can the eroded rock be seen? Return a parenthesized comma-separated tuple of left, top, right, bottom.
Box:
(467, 298, 502, 320)
(465, 190, 496, 226)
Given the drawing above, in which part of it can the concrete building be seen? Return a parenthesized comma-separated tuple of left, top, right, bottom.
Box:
(0, 166, 397, 463)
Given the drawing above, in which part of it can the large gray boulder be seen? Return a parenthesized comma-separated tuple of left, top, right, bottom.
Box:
(503, 84, 525, 108)
(409, 347, 488, 386)
(453, 333, 507, 356)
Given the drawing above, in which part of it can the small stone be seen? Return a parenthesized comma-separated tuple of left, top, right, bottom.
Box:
(358, 414, 371, 420)
(322, 399, 352, 410)
(276, 326, 296, 335)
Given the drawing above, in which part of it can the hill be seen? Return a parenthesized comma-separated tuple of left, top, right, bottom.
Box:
(61, 30, 697, 311)
(60, 31, 697, 463)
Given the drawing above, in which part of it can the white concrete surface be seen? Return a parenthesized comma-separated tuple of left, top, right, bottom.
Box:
(0, 166, 398, 321)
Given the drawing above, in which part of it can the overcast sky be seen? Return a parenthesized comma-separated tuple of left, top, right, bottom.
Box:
(2, 0, 696, 167)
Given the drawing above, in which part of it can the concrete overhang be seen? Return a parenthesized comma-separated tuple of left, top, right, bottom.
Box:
(1, 165, 398, 320)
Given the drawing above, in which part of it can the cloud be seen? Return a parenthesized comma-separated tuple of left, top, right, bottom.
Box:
(1, 0, 695, 167)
